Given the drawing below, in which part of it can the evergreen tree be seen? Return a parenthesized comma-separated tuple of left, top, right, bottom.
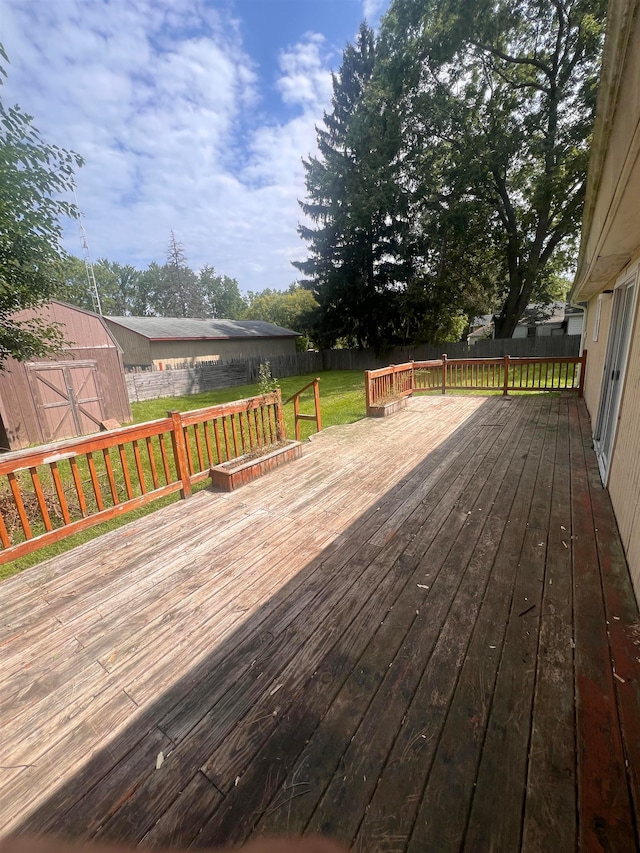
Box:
(294, 23, 410, 350)
(162, 231, 203, 317)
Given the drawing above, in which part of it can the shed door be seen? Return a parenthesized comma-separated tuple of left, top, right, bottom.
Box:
(29, 361, 105, 442)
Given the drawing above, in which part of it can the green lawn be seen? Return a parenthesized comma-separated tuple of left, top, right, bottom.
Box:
(131, 370, 366, 440)
(2, 370, 365, 578)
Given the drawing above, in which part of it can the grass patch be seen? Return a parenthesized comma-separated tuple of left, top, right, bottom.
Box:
(2, 370, 365, 579)
(130, 370, 366, 441)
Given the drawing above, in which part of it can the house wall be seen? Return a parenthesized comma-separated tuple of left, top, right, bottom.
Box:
(583, 293, 614, 418)
(148, 337, 297, 368)
(605, 270, 640, 593)
(103, 322, 152, 367)
(567, 314, 584, 336)
(581, 255, 640, 595)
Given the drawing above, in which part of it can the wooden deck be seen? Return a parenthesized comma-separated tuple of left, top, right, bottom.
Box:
(1, 395, 640, 851)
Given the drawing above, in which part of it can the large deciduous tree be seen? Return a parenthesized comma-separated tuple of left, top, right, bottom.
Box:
(0, 45, 83, 366)
(199, 265, 246, 319)
(243, 284, 319, 349)
(380, 0, 606, 337)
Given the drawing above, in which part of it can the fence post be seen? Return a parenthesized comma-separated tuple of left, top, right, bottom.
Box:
(169, 410, 192, 499)
(442, 354, 447, 395)
(503, 355, 510, 396)
(275, 388, 286, 441)
(579, 348, 587, 397)
(313, 378, 322, 432)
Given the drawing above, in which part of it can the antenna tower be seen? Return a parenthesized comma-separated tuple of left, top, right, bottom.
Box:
(74, 190, 102, 315)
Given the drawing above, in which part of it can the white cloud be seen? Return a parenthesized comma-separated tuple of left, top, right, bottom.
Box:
(1, 0, 337, 293)
(363, 0, 387, 23)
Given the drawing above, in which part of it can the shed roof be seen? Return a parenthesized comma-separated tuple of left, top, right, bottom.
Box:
(105, 316, 300, 340)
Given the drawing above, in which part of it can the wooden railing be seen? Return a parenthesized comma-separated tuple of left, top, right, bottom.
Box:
(366, 351, 587, 412)
(283, 378, 322, 441)
(0, 391, 285, 564)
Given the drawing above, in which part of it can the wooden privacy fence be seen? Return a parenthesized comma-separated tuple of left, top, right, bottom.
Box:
(0, 391, 287, 565)
(365, 352, 587, 412)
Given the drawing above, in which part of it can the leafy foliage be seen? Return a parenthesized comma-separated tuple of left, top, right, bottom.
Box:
(244, 284, 319, 349)
(0, 45, 83, 366)
(295, 0, 605, 343)
(378, 0, 606, 337)
(54, 237, 246, 320)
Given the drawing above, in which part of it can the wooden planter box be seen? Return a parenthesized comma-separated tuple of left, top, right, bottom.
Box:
(210, 440, 302, 491)
(367, 397, 408, 418)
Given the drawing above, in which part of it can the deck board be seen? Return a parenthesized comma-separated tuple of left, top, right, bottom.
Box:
(1, 395, 639, 851)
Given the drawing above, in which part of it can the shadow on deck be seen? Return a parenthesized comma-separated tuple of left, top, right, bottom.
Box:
(1, 395, 639, 851)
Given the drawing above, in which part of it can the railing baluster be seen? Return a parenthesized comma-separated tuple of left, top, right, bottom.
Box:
(246, 410, 255, 451)
(230, 414, 240, 457)
(0, 510, 10, 549)
(50, 462, 71, 525)
(103, 448, 119, 504)
(213, 419, 223, 464)
(158, 434, 172, 484)
(183, 427, 194, 474)
(86, 453, 105, 512)
(203, 421, 214, 468)
(239, 412, 248, 454)
(222, 416, 232, 461)
(8, 472, 32, 539)
(30, 467, 53, 531)
(255, 409, 263, 446)
(194, 423, 205, 471)
(70, 457, 89, 517)
(118, 444, 134, 500)
(132, 440, 147, 495)
(145, 437, 160, 490)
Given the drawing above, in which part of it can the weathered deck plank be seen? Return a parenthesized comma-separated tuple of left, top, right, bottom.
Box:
(0, 395, 639, 853)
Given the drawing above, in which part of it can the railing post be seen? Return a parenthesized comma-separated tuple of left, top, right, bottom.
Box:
(390, 364, 396, 397)
(275, 388, 286, 441)
(503, 355, 510, 396)
(410, 359, 415, 394)
(293, 395, 301, 441)
(169, 410, 192, 499)
(365, 370, 372, 414)
(579, 348, 587, 397)
(442, 354, 447, 395)
(313, 378, 322, 432)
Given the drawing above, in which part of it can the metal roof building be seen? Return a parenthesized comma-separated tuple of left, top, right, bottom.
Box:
(104, 317, 301, 369)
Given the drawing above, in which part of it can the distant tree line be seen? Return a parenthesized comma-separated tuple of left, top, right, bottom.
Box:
(296, 0, 606, 347)
(54, 232, 319, 350)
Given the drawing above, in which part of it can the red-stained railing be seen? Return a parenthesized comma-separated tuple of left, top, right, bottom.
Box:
(366, 351, 587, 413)
(283, 378, 322, 441)
(0, 391, 286, 564)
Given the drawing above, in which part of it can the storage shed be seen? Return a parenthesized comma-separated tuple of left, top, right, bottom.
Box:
(0, 301, 132, 451)
(104, 316, 300, 369)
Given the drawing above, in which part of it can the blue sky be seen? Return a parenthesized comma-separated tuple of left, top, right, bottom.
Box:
(0, 0, 390, 296)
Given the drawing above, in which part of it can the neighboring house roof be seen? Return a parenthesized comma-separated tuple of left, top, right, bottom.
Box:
(105, 316, 300, 340)
(516, 301, 567, 328)
(469, 302, 583, 337)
